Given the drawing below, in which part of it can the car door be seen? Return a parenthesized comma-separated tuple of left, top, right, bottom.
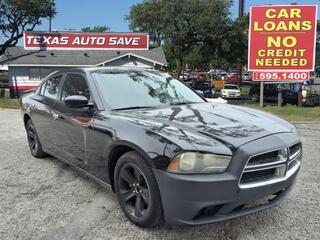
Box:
(50, 72, 96, 167)
(30, 74, 64, 151)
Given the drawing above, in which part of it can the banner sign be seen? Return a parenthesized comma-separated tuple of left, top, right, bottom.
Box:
(252, 71, 309, 81)
(248, 5, 317, 72)
(23, 32, 149, 50)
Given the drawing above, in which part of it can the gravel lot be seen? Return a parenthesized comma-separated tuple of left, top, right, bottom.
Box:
(0, 110, 319, 240)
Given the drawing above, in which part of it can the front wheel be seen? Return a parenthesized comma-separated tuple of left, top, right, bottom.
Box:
(114, 151, 163, 228)
(26, 119, 47, 158)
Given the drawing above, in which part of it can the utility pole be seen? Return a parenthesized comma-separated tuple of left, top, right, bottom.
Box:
(239, 0, 245, 17)
(237, 0, 245, 84)
(49, 16, 52, 32)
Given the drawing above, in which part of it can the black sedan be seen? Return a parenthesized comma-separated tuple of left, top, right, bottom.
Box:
(21, 68, 302, 227)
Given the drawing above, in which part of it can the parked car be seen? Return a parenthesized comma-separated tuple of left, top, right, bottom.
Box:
(21, 68, 302, 227)
(221, 84, 241, 99)
(197, 73, 208, 81)
(249, 83, 298, 105)
(218, 72, 228, 80)
(242, 72, 252, 81)
(187, 80, 215, 98)
(225, 73, 241, 84)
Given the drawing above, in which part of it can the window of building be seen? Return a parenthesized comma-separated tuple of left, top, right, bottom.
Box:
(29, 68, 56, 81)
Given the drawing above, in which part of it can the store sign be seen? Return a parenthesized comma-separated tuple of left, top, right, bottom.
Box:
(248, 5, 317, 80)
(24, 32, 149, 50)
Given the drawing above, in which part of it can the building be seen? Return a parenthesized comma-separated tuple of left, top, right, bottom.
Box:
(0, 46, 167, 97)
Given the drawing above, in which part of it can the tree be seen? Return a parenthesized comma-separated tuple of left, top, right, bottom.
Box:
(125, 1, 163, 47)
(316, 20, 320, 67)
(0, 0, 56, 56)
(126, 0, 232, 77)
(81, 25, 110, 33)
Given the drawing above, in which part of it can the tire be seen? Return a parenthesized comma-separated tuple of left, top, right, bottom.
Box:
(114, 151, 163, 228)
(251, 94, 259, 102)
(26, 119, 47, 158)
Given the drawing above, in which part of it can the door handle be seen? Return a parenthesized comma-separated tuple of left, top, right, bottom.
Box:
(52, 113, 59, 120)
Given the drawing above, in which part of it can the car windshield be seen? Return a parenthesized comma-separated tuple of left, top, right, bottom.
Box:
(224, 85, 238, 90)
(92, 70, 205, 110)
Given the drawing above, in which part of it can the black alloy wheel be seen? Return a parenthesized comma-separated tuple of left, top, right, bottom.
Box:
(114, 151, 163, 228)
(27, 123, 38, 154)
(118, 163, 150, 218)
(26, 119, 46, 158)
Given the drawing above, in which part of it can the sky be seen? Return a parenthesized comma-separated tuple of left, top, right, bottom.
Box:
(34, 0, 320, 33)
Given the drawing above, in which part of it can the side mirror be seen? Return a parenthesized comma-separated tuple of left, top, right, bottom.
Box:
(195, 90, 204, 96)
(64, 95, 90, 108)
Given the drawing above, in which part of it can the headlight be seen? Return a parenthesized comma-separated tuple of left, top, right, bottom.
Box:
(167, 152, 232, 174)
(278, 148, 288, 161)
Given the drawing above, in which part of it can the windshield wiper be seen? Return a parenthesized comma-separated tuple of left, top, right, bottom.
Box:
(170, 102, 198, 106)
(111, 106, 155, 111)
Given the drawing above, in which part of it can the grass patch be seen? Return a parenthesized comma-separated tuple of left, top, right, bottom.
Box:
(0, 98, 20, 109)
(245, 104, 320, 122)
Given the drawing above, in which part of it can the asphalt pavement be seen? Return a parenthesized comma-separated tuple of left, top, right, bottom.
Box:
(0, 109, 319, 240)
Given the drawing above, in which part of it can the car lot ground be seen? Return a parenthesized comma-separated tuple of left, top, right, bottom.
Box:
(0, 110, 319, 240)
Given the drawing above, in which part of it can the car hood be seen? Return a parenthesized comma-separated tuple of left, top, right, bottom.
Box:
(113, 102, 295, 151)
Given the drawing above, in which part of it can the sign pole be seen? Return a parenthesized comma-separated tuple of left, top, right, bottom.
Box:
(260, 81, 264, 107)
(278, 85, 282, 107)
(298, 83, 303, 107)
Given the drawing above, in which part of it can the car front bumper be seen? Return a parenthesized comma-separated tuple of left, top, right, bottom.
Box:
(153, 132, 301, 226)
(221, 93, 241, 98)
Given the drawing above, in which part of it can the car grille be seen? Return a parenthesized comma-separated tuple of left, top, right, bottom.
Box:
(240, 143, 302, 187)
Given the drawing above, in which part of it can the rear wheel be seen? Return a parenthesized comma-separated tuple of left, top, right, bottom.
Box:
(26, 119, 47, 158)
(114, 151, 163, 228)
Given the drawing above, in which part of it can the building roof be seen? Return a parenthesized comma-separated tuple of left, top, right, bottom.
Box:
(0, 46, 167, 67)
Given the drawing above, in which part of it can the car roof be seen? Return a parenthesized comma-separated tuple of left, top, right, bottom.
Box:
(50, 67, 167, 77)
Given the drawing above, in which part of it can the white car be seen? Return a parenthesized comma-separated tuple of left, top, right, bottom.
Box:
(221, 84, 241, 99)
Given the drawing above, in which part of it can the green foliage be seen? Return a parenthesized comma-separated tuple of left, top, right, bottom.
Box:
(81, 25, 110, 33)
(0, 0, 56, 55)
(126, 0, 248, 75)
(125, 0, 163, 47)
(315, 20, 320, 67)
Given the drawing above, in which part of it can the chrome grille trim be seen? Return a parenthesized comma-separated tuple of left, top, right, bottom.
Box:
(239, 143, 302, 189)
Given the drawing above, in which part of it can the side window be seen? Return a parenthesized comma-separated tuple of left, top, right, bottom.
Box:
(42, 75, 63, 99)
(61, 74, 90, 100)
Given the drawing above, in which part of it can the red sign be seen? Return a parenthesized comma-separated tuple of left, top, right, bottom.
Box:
(248, 5, 317, 72)
(23, 32, 149, 50)
(252, 71, 309, 81)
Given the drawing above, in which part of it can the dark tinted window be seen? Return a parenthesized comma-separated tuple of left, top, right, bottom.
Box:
(42, 75, 62, 99)
(61, 74, 90, 100)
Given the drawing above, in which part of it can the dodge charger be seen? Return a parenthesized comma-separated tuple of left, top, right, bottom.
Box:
(20, 68, 302, 227)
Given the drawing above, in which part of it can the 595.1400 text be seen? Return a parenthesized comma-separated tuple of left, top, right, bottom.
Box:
(252, 72, 310, 81)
